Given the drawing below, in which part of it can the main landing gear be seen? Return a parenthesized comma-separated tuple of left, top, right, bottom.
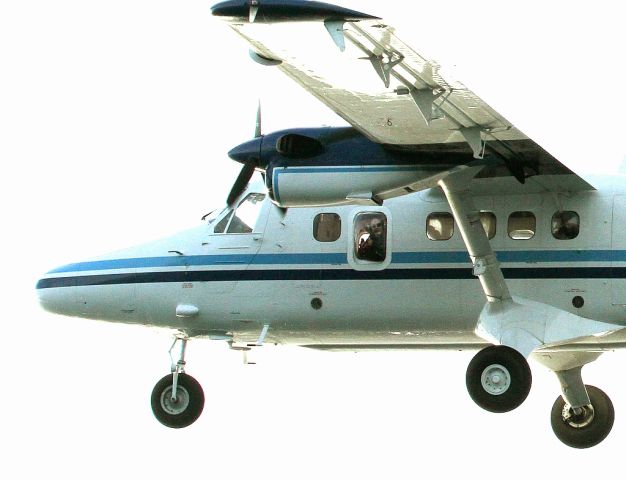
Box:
(466, 345, 532, 413)
(151, 336, 205, 428)
(466, 346, 615, 448)
(550, 385, 615, 449)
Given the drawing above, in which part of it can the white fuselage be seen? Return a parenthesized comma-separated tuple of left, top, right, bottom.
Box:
(37, 175, 626, 349)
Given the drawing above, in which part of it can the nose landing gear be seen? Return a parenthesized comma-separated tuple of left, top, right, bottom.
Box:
(150, 336, 205, 428)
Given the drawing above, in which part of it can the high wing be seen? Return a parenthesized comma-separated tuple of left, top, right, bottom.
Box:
(212, 0, 594, 192)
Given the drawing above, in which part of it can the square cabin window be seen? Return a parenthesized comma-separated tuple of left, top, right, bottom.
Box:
(480, 211, 497, 240)
(508, 211, 536, 240)
(354, 212, 387, 262)
(314, 213, 341, 242)
(427, 212, 454, 240)
(552, 211, 580, 240)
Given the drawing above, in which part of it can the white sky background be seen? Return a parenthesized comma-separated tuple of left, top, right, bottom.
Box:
(2, 0, 626, 478)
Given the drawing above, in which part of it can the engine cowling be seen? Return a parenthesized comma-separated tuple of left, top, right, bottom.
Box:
(227, 126, 472, 208)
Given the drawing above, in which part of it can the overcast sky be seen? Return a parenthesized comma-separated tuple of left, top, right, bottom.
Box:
(3, 1, 626, 478)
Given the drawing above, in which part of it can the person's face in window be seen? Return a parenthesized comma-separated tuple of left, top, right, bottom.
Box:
(371, 219, 384, 237)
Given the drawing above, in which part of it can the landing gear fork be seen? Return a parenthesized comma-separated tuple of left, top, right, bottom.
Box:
(169, 335, 188, 402)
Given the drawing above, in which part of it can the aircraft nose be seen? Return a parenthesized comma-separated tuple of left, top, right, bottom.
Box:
(36, 275, 76, 316)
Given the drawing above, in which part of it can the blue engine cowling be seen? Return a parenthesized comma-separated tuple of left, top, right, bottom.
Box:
(228, 126, 474, 207)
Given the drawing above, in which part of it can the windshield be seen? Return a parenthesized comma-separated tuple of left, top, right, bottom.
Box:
(212, 193, 266, 234)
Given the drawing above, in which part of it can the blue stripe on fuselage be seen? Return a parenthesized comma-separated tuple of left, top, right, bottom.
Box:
(47, 250, 624, 274)
(35, 266, 625, 289)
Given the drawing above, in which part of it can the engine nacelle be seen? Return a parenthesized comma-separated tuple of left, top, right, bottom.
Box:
(227, 127, 473, 208)
(266, 163, 437, 207)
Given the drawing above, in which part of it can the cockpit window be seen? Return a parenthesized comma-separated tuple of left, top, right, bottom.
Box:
(212, 193, 266, 234)
(213, 211, 234, 234)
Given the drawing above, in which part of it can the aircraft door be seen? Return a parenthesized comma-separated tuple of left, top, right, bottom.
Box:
(343, 207, 393, 334)
(203, 193, 269, 293)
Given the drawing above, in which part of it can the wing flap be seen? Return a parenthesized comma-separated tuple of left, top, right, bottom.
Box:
(232, 19, 523, 145)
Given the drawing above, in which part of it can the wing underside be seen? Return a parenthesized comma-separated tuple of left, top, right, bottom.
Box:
(213, 1, 594, 192)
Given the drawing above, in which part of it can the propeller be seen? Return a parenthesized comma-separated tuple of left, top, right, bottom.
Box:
(225, 100, 288, 217)
(255, 99, 262, 139)
(226, 101, 263, 208)
(227, 160, 257, 208)
(248, 0, 259, 22)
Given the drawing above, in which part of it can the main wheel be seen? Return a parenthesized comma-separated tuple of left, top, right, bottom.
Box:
(550, 385, 614, 449)
(466, 345, 532, 413)
(151, 373, 205, 428)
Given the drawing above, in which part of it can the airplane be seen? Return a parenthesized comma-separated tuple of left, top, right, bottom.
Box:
(35, 0, 626, 448)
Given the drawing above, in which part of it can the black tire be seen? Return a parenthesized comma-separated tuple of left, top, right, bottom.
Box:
(466, 345, 532, 413)
(150, 373, 205, 428)
(550, 385, 614, 449)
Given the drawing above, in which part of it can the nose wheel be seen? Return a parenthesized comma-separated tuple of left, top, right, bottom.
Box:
(550, 385, 614, 448)
(150, 336, 205, 428)
(151, 372, 205, 428)
(466, 345, 532, 413)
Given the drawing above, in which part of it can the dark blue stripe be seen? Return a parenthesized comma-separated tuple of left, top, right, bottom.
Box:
(36, 266, 620, 289)
(48, 250, 624, 274)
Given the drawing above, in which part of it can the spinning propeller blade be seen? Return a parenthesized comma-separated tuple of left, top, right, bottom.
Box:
(255, 100, 262, 138)
(227, 160, 256, 208)
(225, 100, 264, 207)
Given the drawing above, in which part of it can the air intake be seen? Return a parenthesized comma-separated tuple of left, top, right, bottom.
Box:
(275, 133, 324, 158)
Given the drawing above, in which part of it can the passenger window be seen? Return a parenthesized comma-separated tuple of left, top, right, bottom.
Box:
(354, 212, 387, 262)
(213, 193, 266, 234)
(552, 211, 579, 240)
(427, 212, 454, 241)
(508, 211, 536, 240)
(480, 211, 496, 240)
(314, 213, 341, 242)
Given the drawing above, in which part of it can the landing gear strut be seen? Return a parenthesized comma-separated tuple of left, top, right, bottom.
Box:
(150, 336, 205, 428)
(466, 345, 532, 413)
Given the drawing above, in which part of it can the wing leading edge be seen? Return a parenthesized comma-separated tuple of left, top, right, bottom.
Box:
(212, 0, 594, 192)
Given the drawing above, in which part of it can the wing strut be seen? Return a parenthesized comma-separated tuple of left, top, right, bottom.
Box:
(437, 166, 622, 358)
(324, 20, 346, 51)
(438, 166, 509, 302)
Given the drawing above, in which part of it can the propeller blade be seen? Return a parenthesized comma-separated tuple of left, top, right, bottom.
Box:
(227, 161, 256, 208)
(255, 100, 262, 138)
(249, 0, 259, 22)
